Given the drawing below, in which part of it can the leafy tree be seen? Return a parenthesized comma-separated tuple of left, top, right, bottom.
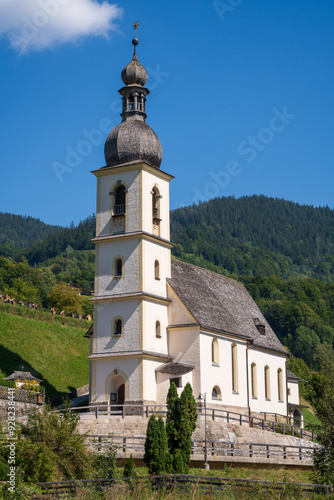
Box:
(144, 416, 170, 474)
(47, 282, 83, 315)
(313, 372, 334, 485)
(92, 440, 117, 479)
(16, 400, 92, 482)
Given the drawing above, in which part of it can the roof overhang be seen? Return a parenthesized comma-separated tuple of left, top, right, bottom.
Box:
(155, 362, 195, 375)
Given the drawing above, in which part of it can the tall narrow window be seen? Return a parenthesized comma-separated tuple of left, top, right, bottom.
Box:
(152, 186, 161, 235)
(114, 319, 122, 336)
(155, 320, 161, 338)
(155, 260, 160, 280)
(231, 343, 239, 393)
(212, 337, 219, 366)
(113, 184, 126, 233)
(114, 185, 126, 214)
(277, 368, 284, 401)
(264, 366, 271, 400)
(115, 258, 123, 277)
(251, 363, 257, 398)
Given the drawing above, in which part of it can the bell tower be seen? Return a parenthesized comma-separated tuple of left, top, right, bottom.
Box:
(89, 27, 174, 407)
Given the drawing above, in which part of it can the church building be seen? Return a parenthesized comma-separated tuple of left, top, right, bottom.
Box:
(87, 33, 302, 421)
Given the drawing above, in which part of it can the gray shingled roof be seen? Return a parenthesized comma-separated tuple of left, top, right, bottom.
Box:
(169, 260, 287, 355)
(287, 370, 300, 381)
(4, 371, 42, 382)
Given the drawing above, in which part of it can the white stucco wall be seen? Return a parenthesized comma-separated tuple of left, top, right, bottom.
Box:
(142, 240, 170, 297)
(95, 299, 140, 353)
(287, 380, 299, 405)
(156, 370, 193, 404)
(247, 348, 287, 415)
(142, 301, 169, 354)
(141, 170, 170, 240)
(93, 357, 139, 402)
(96, 169, 139, 236)
(199, 332, 248, 408)
(95, 239, 139, 296)
(167, 284, 196, 325)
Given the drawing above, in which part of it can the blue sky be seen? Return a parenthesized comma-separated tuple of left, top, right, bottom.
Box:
(0, 0, 333, 226)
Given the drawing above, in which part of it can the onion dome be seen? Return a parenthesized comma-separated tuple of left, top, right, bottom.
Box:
(104, 30, 162, 169)
(121, 38, 148, 86)
(105, 118, 162, 169)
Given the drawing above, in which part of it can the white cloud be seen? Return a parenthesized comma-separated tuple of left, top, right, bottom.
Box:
(0, 0, 123, 54)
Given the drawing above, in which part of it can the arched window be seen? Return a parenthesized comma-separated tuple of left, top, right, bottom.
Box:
(231, 343, 239, 393)
(152, 186, 160, 219)
(277, 368, 284, 401)
(114, 319, 122, 336)
(115, 258, 123, 277)
(212, 385, 222, 400)
(264, 366, 271, 400)
(251, 363, 257, 398)
(212, 337, 219, 366)
(152, 186, 161, 235)
(114, 185, 126, 215)
(155, 260, 160, 280)
(155, 320, 161, 338)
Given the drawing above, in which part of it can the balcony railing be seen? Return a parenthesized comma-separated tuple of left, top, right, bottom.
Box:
(114, 204, 126, 215)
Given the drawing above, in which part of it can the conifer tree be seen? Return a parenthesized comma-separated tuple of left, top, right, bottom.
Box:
(166, 382, 180, 454)
(178, 383, 197, 473)
(144, 416, 169, 474)
(123, 454, 136, 477)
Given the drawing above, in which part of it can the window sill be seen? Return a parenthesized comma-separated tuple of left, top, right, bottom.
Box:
(212, 398, 222, 401)
(114, 275, 122, 279)
(278, 400, 284, 403)
(232, 391, 239, 395)
(252, 396, 258, 400)
(212, 362, 219, 367)
(112, 334, 123, 339)
(155, 278, 161, 281)
(265, 398, 271, 401)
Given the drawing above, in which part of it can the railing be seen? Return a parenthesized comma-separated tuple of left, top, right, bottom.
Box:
(114, 204, 126, 215)
(72, 404, 317, 441)
(85, 435, 315, 462)
(33, 475, 334, 498)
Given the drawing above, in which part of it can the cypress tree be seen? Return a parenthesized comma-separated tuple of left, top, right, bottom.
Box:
(178, 383, 198, 473)
(144, 416, 169, 474)
(166, 382, 180, 454)
(123, 454, 136, 477)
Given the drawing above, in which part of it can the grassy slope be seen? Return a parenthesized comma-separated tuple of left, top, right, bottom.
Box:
(0, 311, 89, 400)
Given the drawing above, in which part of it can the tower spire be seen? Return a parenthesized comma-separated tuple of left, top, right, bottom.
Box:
(132, 22, 139, 59)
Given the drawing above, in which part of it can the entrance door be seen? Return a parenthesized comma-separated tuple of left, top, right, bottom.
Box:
(117, 384, 125, 405)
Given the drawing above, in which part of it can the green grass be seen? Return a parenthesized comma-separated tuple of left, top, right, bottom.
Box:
(131, 466, 314, 484)
(0, 310, 89, 400)
(304, 407, 322, 427)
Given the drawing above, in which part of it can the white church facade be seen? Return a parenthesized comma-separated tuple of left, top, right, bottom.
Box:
(87, 33, 303, 422)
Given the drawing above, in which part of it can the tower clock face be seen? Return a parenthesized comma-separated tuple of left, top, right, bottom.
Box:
(114, 216, 125, 233)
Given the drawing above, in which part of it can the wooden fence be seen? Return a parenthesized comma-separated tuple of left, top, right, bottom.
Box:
(33, 475, 334, 498)
(72, 403, 317, 441)
(0, 386, 44, 404)
(86, 435, 315, 462)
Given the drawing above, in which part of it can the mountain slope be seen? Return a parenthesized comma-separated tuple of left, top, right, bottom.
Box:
(0, 212, 61, 248)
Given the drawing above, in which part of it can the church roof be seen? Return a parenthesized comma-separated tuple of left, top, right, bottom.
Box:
(168, 260, 287, 355)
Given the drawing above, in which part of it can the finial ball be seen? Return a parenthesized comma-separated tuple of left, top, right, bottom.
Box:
(132, 37, 139, 46)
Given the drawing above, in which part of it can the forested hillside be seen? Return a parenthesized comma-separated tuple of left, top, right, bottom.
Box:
(0, 212, 61, 254)
(171, 195, 334, 280)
